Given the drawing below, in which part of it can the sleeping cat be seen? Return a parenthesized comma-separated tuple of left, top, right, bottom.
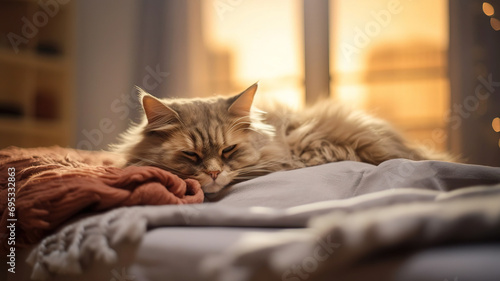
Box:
(113, 83, 449, 193)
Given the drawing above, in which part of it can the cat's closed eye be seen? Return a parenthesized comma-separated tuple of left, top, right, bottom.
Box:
(222, 145, 236, 154)
(182, 151, 200, 162)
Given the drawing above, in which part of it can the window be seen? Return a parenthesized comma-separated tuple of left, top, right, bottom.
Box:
(331, 0, 449, 150)
(199, 0, 449, 150)
(202, 0, 304, 109)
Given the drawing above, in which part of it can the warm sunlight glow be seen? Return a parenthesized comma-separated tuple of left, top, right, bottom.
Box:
(331, 0, 448, 106)
(331, 0, 448, 73)
(330, 0, 449, 150)
(202, 0, 304, 108)
(333, 85, 367, 109)
(483, 2, 495, 16)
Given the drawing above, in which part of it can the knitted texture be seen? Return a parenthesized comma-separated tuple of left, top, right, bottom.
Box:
(0, 146, 204, 255)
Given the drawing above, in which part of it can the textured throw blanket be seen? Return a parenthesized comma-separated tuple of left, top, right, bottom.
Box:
(0, 146, 203, 255)
(26, 184, 500, 281)
(23, 159, 500, 281)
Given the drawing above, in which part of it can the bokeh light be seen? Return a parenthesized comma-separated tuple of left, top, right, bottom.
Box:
(491, 17, 500, 31)
(492, 117, 500, 132)
(483, 2, 495, 16)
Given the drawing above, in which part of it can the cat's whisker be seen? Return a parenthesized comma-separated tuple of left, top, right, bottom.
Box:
(236, 166, 278, 175)
(226, 121, 252, 135)
(226, 116, 251, 132)
(233, 175, 262, 181)
(124, 154, 192, 178)
(127, 156, 162, 167)
(230, 125, 268, 136)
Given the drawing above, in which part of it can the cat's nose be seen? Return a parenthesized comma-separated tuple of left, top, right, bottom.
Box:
(206, 170, 221, 180)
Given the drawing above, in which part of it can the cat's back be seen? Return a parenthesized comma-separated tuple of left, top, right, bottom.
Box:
(259, 99, 386, 140)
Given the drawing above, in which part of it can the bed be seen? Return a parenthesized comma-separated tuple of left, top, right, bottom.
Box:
(2, 146, 500, 281)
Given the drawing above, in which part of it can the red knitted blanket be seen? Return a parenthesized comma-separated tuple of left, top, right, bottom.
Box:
(0, 146, 203, 254)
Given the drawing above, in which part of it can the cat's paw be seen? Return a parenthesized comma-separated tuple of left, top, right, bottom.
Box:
(299, 140, 337, 166)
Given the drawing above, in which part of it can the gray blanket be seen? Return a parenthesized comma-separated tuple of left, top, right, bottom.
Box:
(26, 159, 500, 280)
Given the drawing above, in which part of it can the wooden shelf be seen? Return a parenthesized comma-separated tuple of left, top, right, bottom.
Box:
(0, 47, 67, 72)
(0, 1, 75, 149)
(0, 117, 67, 137)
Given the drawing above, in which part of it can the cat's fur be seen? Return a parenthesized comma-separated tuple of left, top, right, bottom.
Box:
(113, 83, 449, 193)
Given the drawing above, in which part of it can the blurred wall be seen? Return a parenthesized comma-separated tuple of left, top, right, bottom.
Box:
(74, 0, 207, 151)
(135, 0, 209, 99)
(75, 0, 140, 151)
(449, 0, 500, 166)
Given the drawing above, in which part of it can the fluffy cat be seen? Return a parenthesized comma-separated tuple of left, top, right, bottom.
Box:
(113, 83, 449, 193)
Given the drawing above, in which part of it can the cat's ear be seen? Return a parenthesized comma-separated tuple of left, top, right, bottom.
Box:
(228, 82, 258, 116)
(138, 88, 180, 124)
